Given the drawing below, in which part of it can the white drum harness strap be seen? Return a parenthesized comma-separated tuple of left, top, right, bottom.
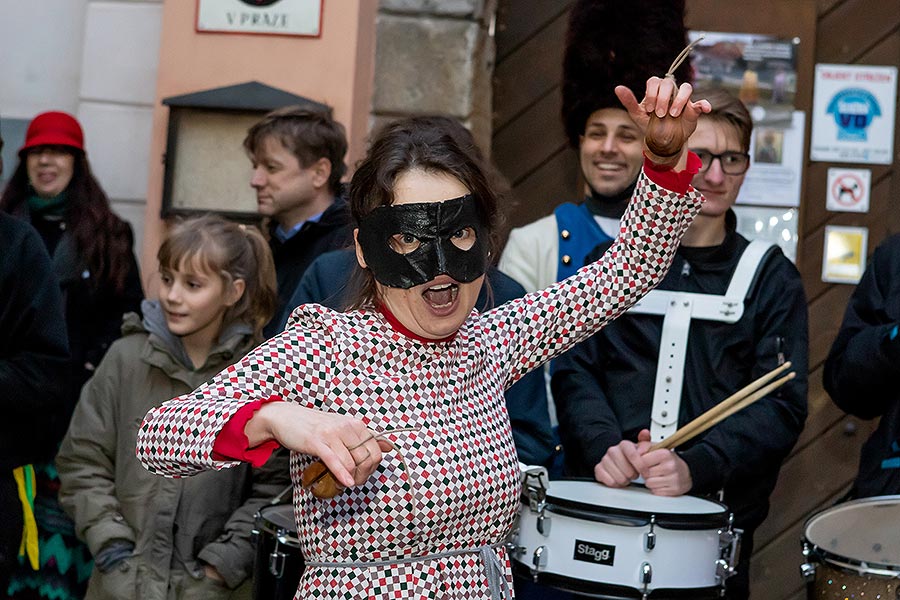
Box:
(625, 240, 776, 443)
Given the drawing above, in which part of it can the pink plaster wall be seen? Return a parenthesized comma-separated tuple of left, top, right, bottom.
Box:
(140, 0, 376, 283)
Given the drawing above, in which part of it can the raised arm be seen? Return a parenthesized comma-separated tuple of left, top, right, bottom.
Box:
(482, 78, 708, 388)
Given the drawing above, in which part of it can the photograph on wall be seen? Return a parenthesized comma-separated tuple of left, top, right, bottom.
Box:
(688, 31, 799, 126)
(826, 167, 871, 213)
(822, 225, 868, 284)
(736, 110, 805, 208)
(811, 64, 897, 165)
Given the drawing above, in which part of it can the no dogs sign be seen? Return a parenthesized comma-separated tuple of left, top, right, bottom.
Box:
(826, 168, 870, 213)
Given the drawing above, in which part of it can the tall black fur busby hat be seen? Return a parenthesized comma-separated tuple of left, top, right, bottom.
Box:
(562, 0, 693, 148)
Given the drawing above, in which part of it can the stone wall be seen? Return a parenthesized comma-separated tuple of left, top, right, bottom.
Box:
(372, 0, 498, 154)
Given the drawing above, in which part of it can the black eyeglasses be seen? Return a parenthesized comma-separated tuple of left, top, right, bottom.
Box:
(692, 149, 751, 175)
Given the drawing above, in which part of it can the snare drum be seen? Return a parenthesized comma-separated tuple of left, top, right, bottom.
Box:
(800, 495, 900, 599)
(252, 504, 304, 600)
(508, 479, 739, 598)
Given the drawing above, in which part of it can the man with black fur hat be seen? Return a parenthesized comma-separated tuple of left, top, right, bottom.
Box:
(498, 0, 695, 435)
(499, 0, 693, 294)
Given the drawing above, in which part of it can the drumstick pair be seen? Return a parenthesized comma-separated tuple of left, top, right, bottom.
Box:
(649, 362, 796, 452)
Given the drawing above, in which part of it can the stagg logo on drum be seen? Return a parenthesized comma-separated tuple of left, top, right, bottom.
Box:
(573, 539, 615, 566)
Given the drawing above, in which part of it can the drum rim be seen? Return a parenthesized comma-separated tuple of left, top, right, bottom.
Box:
(802, 494, 900, 574)
(511, 561, 725, 598)
(255, 504, 300, 540)
(526, 479, 731, 530)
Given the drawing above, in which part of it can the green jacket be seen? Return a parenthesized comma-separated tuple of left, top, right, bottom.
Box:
(57, 302, 290, 597)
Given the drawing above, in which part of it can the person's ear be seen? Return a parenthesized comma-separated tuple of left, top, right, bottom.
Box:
(312, 157, 332, 189)
(353, 229, 368, 269)
(226, 278, 246, 306)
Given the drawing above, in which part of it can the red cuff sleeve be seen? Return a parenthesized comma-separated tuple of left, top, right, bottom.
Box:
(211, 396, 283, 467)
(642, 151, 702, 195)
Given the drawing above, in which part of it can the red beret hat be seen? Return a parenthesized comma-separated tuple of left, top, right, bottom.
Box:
(19, 111, 85, 155)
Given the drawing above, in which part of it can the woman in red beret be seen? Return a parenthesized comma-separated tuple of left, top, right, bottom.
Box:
(1, 111, 143, 600)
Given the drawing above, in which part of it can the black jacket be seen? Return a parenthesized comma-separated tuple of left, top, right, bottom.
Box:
(0, 213, 69, 576)
(287, 248, 558, 467)
(266, 197, 353, 337)
(25, 211, 144, 442)
(0, 213, 69, 469)
(552, 227, 808, 542)
(824, 233, 900, 498)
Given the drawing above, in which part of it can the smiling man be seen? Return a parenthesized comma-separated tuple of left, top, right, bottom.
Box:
(243, 105, 353, 336)
(498, 1, 693, 294)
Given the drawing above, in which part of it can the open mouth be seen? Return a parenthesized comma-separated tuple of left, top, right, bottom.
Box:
(422, 282, 459, 308)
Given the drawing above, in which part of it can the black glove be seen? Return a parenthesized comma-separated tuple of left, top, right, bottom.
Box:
(94, 539, 135, 573)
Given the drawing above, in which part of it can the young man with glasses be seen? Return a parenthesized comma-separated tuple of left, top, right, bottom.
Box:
(551, 88, 809, 600)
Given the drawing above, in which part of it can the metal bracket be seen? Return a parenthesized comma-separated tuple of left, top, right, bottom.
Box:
(536, 512, 551, 537)
(269, 543, 286, 577)
(640, 562, 652, 599)
(644, 516, 657, 552)
(531, 546, 547, 582)
(716, 515, 742, 583)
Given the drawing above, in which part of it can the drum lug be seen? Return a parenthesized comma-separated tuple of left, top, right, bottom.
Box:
(269, 537, 287, 578)
(644, 516, 656, 552)
(716, 516, 742, 584)
(799, 561, 816, 582)
(530, 545, 547, 581)
(536, 512, 551, 537)
(250, 527, 259, 544)
(504, 541, 526, 558)
(522, 466, 549, 512)
(640, 561, 652, 599)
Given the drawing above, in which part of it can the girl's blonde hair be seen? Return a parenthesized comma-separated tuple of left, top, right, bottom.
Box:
(158, 214, 277, 341)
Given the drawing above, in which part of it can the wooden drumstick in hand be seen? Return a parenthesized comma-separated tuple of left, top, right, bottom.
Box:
(301, 427, 413, 499)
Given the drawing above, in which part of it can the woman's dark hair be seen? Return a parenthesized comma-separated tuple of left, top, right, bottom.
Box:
(0, 150, 135, 293)
(346, 115, 504, 309)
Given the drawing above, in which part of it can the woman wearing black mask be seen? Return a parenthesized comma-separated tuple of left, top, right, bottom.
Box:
(137, 76, 709, 600)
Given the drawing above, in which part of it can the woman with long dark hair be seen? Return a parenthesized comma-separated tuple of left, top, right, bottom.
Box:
(2, 111, 143, 600)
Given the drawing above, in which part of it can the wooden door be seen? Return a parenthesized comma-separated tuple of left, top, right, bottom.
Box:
(492, 1, 900, 597)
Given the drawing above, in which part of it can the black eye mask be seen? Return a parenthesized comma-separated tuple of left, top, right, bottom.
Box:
(357, 194, 489, 289)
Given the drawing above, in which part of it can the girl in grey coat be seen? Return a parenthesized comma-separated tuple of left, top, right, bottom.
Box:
(57, 216, 289, 599)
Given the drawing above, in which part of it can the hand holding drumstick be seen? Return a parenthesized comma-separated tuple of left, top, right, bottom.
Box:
(595, 363, 796, 496)
(245, 402, 394, 496)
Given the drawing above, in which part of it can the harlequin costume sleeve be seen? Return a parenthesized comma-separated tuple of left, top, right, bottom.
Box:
(135, 162, 702, 600)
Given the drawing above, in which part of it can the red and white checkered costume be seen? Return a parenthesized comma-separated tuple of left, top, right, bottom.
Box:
(137, 165, 703, 599)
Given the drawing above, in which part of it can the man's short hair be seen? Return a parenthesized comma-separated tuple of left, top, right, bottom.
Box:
(695, 87, 753, 153)
(244, 105, 348, 196)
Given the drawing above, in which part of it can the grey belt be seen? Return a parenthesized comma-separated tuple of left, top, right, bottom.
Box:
(305, 544, 511, 600)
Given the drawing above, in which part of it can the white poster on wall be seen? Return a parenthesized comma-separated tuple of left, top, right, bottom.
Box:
(737, 110, 806, 207)
(826, 168, 871, 213)
(196, 0, 322, 37)
(811, 64, 897, 164)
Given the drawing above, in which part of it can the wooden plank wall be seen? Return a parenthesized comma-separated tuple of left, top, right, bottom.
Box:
(491, 1, 900, 597)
